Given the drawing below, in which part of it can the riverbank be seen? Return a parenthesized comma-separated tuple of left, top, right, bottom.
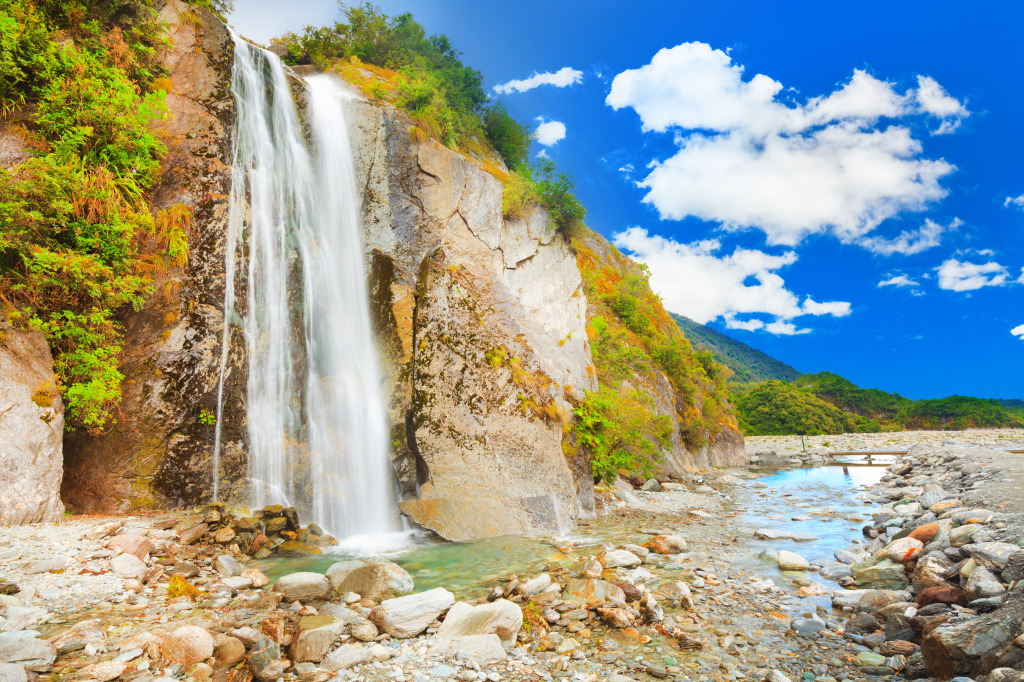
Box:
(2, 432, 1022, 682)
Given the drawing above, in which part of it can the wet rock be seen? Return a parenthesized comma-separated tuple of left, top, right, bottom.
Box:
(247, 636, 284, 681)
(754, 529, 818, 542)
(160, 625, 214, 665)
(790, 618, 826, 635)
(643, 535, 687, 554)
(832, 589, 902, 611)
(47, 618, 104, 654)
(653, 581, 693, 608)
(273, 572, 331, 601)
(369, 587, 455, 638)
(965, 542, 1023, 571)
(436, 599, 522, 645)
(214, 636, 245, 667)
(213, 554, 245, 577)
(775, 550, 809, 571)
(0, 633, 56, 666)
(599, 550, 642, 569)
(835, 548, 869, 565)
(79, 660, 126, 681)
(106, 534, 152, 561)
(819, 563, 852, 581)
(596, 606, 635, 628)
(854, 651, 886, 667)
(852, 553, 908, 589)
(516, 573, 551, 597)
(428, 635, 506, 666)
(110, 553, 147, 582)
(885, 537, 924, 564)
(913, 555, 954, 590)
(561, 579, 626, 606)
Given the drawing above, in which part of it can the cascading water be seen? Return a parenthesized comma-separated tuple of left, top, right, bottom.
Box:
(213, 35, 400, 544)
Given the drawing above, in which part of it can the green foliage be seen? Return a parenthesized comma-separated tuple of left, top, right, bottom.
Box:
(670, 312, 802, 385)
(185, 0, 234, 20)
(504, 159, 585, 233)
(0, 0, 167, 431)
(575, 386, 672, 484)
(198, 407, 216, 426)
(482, 102, 531, 169)
(897, 396, 1024, 430)
(790, 371, 910, 422)
(733, 380, 880, 436)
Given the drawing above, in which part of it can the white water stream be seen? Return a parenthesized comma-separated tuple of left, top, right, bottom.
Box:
(213, 36, 399, 543)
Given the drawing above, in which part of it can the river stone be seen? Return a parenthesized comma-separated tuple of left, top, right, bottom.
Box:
(776, 551, 809, 571)
(909, 522, 940, 544)
(835, 548, 869, 565)
(643, 535, 687, 554)
(964, 542, 1023, 570)
(820, 563, 853, 581)
(213, 637, 246, 667)
(653, 580, 694, 608)
(917, 585, 968, 608)
(290, 616, 344, 663)
(247, 636, 284, 681)
(370, 587, 455, 638)
(106, 534, 152, 561)
(160, 625, 214, 665)
(350, 620, 378, 642)
(399, 496, 572, 543)
(852, 553, 908, 589)
(919, 484, 947, 510)
(213, 554, 245, 577)
(48, 619, 104, 654)
(0, 663, 27, 682)
(949, 524, 982, 547)
(0, 633, 56, 666)
(885, 537, 924, 564)
(428, 635, 506, 666)
(326, 559, 414, 601)
(322, 644, 375, 671)
(755, 529, 818, 542)
(599, 550, 642, 569)
(831, 589, 902, 611)
(516, 573, 552, 597)
(273, 572, 331, 601)
(0, 321, 65, 526)
(79, 660, 126, 682)
(922, 596, 1023, 678)
(110, 554, 147, 582)
(561, 579, 626, 606)
(966, 566, 1006, 601)
(854, 651, 887, 667)
(952, 509, 994, 525)
(437, 599, 522, 644)
(790, 618, 826, 635)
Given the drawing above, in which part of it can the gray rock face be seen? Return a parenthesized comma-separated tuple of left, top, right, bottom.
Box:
(0, 320, 64, 525)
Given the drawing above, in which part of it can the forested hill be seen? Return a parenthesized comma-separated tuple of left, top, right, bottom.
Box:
(670, 313, 802, 384)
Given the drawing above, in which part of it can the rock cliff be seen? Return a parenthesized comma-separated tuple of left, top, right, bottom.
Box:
(0, 319, 64, 525)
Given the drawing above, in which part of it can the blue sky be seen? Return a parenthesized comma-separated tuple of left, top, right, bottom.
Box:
(230, 1, 1024, 400)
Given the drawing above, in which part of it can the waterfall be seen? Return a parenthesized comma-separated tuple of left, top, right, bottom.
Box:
(213, 35, 399, 543)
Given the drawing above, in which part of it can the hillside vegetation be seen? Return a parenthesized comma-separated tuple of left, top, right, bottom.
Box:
(670, 313, 801, 384)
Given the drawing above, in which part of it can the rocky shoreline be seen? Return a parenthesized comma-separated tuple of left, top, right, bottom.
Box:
(2, 433, 1023, 682)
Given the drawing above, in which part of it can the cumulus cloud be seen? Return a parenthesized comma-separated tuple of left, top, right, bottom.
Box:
(859, 218, 959, 256)
(1012, 324, 1024, 340)
(1005, 195, 1024, 210)
(533, 117, 566, 146)
(915, 76, 970, 134)
(612, 226, 850, 335)
(493, 67, 583, 95)
(606, 43, 965, 248)
(878, 274, 920, 288)
(936, 259, 1010, 292)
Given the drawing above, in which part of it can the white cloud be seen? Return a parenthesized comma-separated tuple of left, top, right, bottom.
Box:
(1012, 324, 1024, 340)
(606, 43, 964, 248)
(915, 76, 970, 133)
(493, 67, 583, 95)
(1005, 195, 1024, 210)
(859, 218, 959, 256)
(878, 274, 920, 288)
(533, 118, 566, 146)
(612, 226, 850, 334)
(936, 259, 1010, 292)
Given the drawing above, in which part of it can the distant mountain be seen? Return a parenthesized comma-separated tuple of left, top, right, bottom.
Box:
(670, 313, 802, 384)
(669, 315, 1024, 435)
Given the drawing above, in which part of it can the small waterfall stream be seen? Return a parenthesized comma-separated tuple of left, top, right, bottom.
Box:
(213, 36, 399, 544)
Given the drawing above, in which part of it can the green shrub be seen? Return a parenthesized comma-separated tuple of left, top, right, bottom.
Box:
(483, 102, 531, 169)
(574, 385, 672, 484)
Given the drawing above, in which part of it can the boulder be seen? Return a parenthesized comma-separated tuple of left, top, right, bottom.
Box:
(399, 496, 572, 543)
(110, 554, 147, 582)
(852, 553, 908, 589)
(322, 644, 374, 671)
(918, 484, 947, 510)
(78, 661, 126, 682)
(516, 573, 552, 598)
(179, 523, 209, 545)
(242, 568, 270, 588)
(106, 534, 152, 561)
(428, 635, 506, 666)
(369, 588, 455, 638)
(831, 589, 902, 611)
(0, 663, 27, 682)
(599, 550, 642, 569)
(213, 637, 245, 667)
(247, 636, 283, 681)
(596, 606, 635, 628)
(653, 580, 694, 608)
(561, 579, 626, 606)
(885, 537, 923, 564)
(436, 599, 523, 645)
(965, 543, 1023, 571)
(326, 559, 414, 601)
(273, 572, 331, 601)
(952, 509, 994, 525)
(913, 555, 953, 590)
(160, 625, 214, 665)
(917, 586, 968, 607)
(922, 597, 1023, 678)
(213, 554, 245, 577)
(289, 616, 344, 663)
(776, 551, 810, 571)
(47, 619, 104, 654)
(909, 522, 940, 544)
(819, 564, 853, 581)
(950, 524, 983, 547)
(0, 321, 64, 526)
(0, 633, 56, 666)
(966, 566, 1006, 601)
(643, 535, 687, 554)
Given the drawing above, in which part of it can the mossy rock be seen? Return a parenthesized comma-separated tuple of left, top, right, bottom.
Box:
(276, 541, 322, 557)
